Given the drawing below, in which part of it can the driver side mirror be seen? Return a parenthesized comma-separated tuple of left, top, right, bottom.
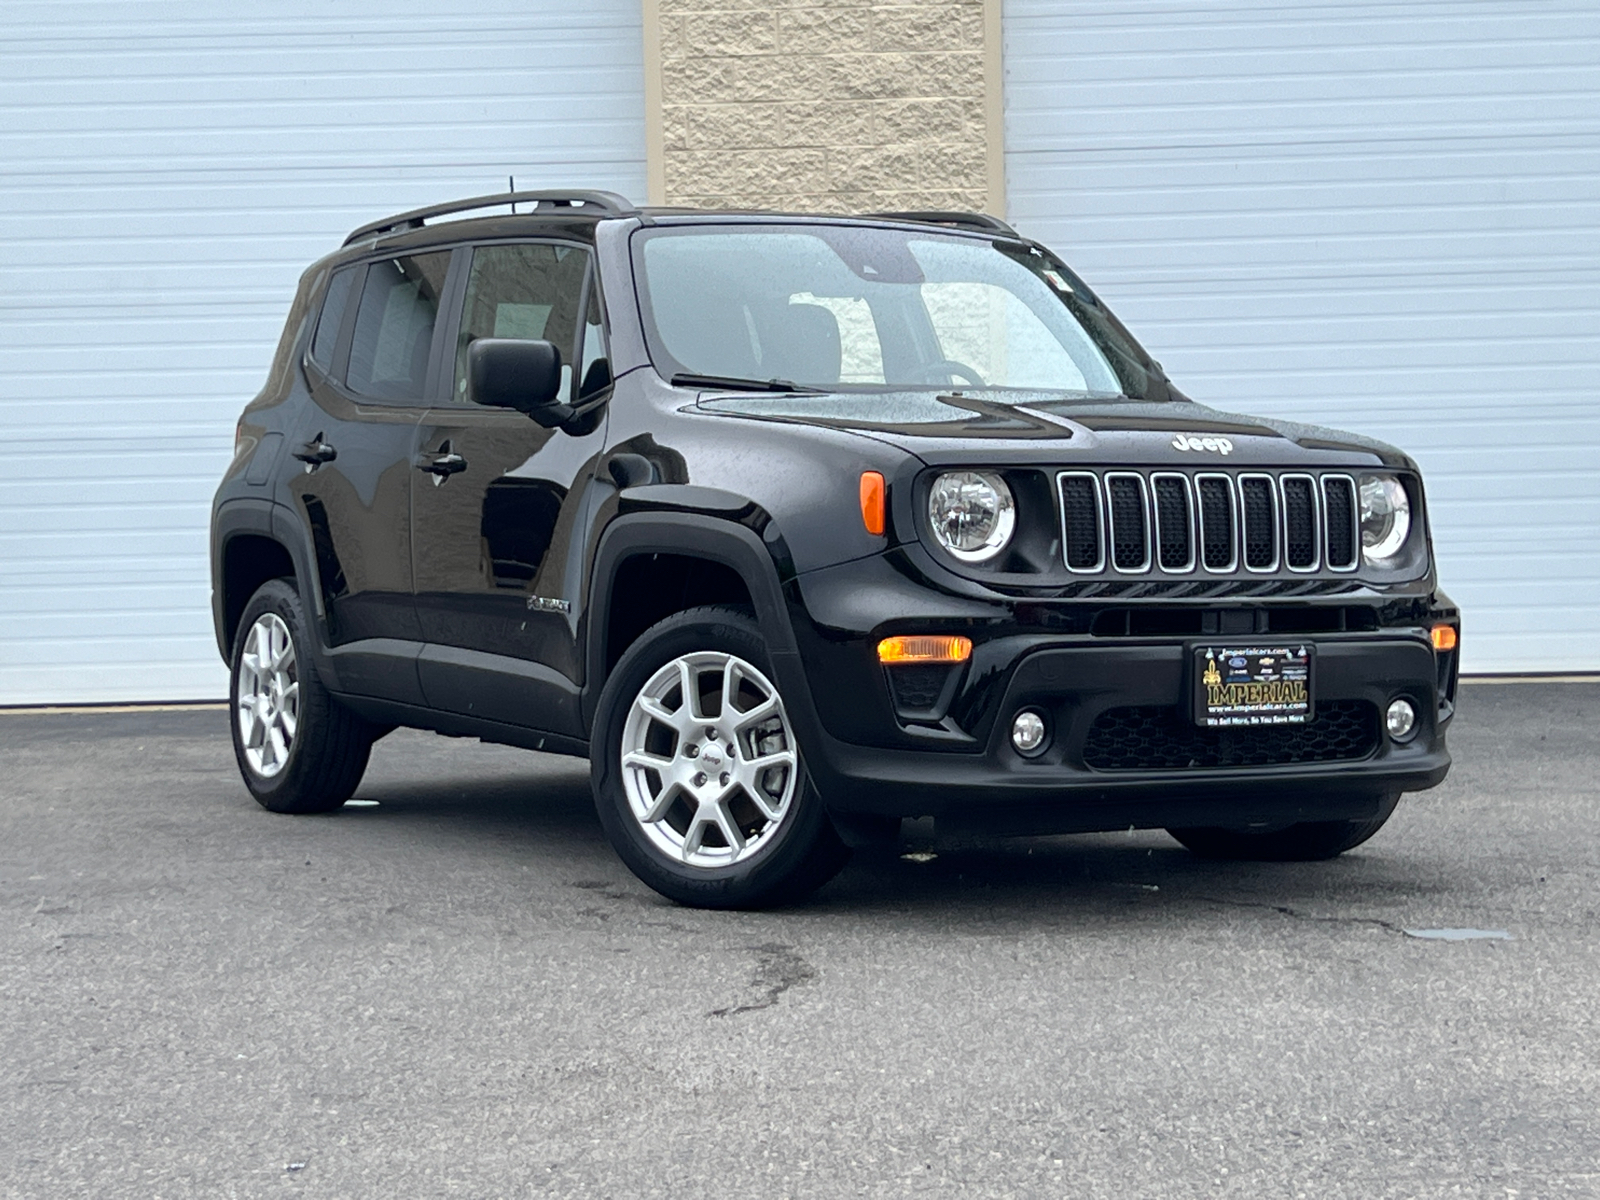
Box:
(468, 338, 571, 427)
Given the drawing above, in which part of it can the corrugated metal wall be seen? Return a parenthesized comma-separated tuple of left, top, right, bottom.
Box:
(1004, 0, 1600, 673)
(0, 1, 647, 704)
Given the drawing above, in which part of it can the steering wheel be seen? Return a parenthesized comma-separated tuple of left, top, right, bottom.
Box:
(913, 359, 987, 388)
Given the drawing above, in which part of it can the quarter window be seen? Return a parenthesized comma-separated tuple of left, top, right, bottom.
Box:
(346, 252, 452, 401)
(309, 266, 358, 371)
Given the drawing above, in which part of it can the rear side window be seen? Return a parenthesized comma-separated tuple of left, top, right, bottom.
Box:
(346, 252, 452, 400)
(309, 266, 358, 370)
(453, 243, 591, 403)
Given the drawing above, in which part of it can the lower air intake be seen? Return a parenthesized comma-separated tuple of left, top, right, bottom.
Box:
(1081, 701, 1378, 771)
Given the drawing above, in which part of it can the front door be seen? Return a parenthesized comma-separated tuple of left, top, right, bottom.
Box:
(411, 241, 611, 737)
(291, 250, 453, 701)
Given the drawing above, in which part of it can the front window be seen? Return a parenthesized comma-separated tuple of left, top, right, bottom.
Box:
(633, 223, 1167, 399)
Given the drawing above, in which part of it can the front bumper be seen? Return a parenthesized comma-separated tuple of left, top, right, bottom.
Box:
(783, 633, 1449, 833)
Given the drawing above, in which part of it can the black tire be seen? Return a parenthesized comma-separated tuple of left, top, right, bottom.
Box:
(229, 578, 373, 814)
(590, 605, 850, 909)
(1167, 792, 1402, 861)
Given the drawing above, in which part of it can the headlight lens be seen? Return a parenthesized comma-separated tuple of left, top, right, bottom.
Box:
(928, 471, 1015, 562)
(1359, 474, 1411, 562)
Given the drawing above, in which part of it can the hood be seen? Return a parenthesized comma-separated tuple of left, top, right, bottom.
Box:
(695, 390, 1412, 470)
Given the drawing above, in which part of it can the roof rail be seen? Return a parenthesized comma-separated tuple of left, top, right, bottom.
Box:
(870, 210, 1020, 238)
(344, 190, 636, 246)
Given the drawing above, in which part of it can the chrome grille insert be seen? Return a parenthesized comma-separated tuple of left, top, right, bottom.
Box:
(1195, 473, 1237, 572)
(1280, 473, 1320, 572)
(1058, 472, 1105, 573)
(1321, 474, 1359, 571)
(1104, 473, 1151, 573)
(1238, 474, 1279, 572)
(1151, 473, 1195, 573)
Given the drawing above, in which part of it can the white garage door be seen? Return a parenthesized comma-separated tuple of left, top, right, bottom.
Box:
(0, 1, 646, 705)
(1004, 0, 1600, 674)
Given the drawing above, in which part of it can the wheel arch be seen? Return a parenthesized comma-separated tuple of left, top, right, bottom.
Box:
(583, 513, 804, 732)
(212, 498, 324, 664)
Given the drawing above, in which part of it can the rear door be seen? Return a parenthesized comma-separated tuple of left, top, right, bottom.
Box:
(290, 248, 454, 702)
(411, 240, 611, 737)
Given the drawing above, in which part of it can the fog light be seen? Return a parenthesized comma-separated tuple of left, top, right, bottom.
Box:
(1386, 698, 1418, 742)
(1011, 710, 1047, 755)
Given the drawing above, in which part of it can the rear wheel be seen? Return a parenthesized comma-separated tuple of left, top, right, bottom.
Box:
(591, 605, 849, 909)
(1167, 792, 1402, 861)
(229, 579, 373, 814)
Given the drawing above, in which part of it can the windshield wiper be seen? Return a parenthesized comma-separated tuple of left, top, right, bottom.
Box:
(671, 372, 825, 394)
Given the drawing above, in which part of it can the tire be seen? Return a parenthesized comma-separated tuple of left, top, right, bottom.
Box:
(590, 605, 850, 909)
(229, 578, 374, 814)
(1167, 792, 1402, 862)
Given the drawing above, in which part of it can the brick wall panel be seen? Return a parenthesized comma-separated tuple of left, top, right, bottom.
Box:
(655, 0, 995, 212)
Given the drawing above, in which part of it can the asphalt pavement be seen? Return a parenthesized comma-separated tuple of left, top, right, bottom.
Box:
(2, 682, 1598, 1198)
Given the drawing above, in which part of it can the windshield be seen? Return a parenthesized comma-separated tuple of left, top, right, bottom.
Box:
(632, 223, 1169, 399)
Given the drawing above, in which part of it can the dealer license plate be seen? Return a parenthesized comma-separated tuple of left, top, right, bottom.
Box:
(1194, 644, 1314, 727)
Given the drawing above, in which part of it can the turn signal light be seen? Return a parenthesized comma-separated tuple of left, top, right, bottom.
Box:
(859, 471, 886, 536)
(877, 635, 973, 664)
(1431, 624, 1458, 652)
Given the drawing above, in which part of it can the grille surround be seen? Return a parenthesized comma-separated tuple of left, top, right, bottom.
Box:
(1058, 469, 1368, 580)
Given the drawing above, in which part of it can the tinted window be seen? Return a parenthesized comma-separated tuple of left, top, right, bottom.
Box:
(454, 243, 591, 403)
(347, 252, 452, 400)
(309, 266, 358, 370)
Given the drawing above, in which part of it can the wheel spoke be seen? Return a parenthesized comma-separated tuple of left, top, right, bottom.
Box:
(676, 658, 701, 722)
(622, 748, 673, 773)
(709, 801, 746, 855)
(267, 722, 289, 769)
(637, 695, 683, 733)
(640, 779, 681, 824)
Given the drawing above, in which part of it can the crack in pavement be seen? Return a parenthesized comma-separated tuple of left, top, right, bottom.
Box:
(708, 943, 816, 1018)
(1198, 895, 1407, 935)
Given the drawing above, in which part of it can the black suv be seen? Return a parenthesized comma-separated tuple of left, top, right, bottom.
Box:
(212, 190, 1457, 908)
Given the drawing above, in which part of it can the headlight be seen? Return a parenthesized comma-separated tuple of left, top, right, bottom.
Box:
(928, 471, 1015, 563)
(1359, 474, 1411, 562)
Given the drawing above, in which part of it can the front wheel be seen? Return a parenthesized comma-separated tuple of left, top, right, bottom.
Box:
(590, 606, 849, 909)
(1167, 792, 1402, 861)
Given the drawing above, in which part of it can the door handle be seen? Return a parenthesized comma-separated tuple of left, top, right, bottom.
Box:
(417, 442, 468, 480)
(292, 433, 336, 471)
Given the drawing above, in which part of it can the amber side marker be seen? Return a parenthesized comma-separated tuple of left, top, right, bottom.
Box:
(1431, 625, 1458, 652)
(878, 635, 973, 664)
(859, 471, 886, 536)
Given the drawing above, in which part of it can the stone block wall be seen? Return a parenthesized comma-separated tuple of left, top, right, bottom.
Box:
(648, 1, 1002, 215)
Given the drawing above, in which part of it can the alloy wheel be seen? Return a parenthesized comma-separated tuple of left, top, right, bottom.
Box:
(236, 612, 299, 778)
(619, 650, 798, 868)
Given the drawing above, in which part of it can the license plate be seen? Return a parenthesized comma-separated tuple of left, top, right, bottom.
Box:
(1194, 644, 1314, 727)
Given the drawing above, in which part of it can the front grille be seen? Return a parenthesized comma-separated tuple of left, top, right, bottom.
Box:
(1059, 469, 1368, 579)
(1082, 701, 1378, 771)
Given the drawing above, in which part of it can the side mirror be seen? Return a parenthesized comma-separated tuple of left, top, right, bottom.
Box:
(468, 338, 570, 426)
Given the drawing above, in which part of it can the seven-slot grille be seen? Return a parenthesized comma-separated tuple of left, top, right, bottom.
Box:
(1059, 470, 1360, 577)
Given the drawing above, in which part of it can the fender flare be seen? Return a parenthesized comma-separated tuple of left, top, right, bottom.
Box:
(581, 512, 812, 735)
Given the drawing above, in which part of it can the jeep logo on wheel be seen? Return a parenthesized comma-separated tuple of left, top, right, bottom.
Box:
(1172, 433, 1234, 455)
